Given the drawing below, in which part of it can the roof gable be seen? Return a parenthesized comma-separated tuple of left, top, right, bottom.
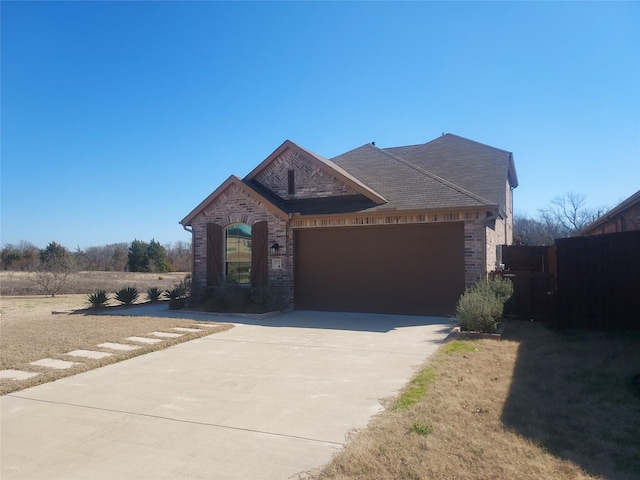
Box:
(244, 140, 386, 204)
(180, 175, 288, 226)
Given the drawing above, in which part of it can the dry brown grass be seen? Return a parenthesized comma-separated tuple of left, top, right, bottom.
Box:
(0, 270, 189, 296)
(310, 321, 640, 480)
(0, 294, 232, 395)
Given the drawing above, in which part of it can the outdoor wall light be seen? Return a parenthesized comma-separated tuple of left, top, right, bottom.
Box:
(270, 242, 280, 256)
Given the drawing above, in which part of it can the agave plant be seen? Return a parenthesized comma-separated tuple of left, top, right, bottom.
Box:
(114, 286, 139, 305)
(146, 286, 162, 303)
(87, 290, 109, 309)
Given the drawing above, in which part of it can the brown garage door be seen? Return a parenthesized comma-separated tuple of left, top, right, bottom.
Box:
(294, 222, 465, 315)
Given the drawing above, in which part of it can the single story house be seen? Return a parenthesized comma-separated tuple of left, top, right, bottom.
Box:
(180, 133, 518, 315)
(582, 189, 640, 236)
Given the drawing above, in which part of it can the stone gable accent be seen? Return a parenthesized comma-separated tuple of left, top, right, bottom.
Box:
(253, 147, 357, 199)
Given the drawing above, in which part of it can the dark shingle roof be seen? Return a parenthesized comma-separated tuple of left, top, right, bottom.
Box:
(329, 134, 516, 213)
(182, 134, 518, 224)
(245, 179, 379, 215)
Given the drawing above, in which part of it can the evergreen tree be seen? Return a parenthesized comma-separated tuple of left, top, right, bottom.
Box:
(126, 239, 173, 272)
(147, 239, 172, 273)
(127, 240, 150, 272)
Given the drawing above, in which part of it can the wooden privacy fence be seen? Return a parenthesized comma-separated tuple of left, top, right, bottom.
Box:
(500, 230, 640, 328)
(499, 246, 555, 321)
(555, 230, 640, 328)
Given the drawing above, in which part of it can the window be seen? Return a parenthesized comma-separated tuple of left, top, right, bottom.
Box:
(225, 223, 251, 284)
(288, 169, 295, 195)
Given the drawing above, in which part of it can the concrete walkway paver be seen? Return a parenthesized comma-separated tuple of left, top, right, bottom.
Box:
(29, 358, 79, 369)
(1, 310, 453, 480)
(172, 327, 203, 333)
(66, 350, 113, 360)
(149, 331, 183, 338)
(0, 370, 40, 381)
(125, 336, 163, 344)
(97, 342, 141, 351)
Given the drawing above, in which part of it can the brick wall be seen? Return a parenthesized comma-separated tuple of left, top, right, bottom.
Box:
(505, 180, 514, 244)
(188, 180, 511, 307)
(464, 221, 484, 287)
(584, 201, 640, 235)
(190, 184, 293, 307)
(253, 147, 357, 199)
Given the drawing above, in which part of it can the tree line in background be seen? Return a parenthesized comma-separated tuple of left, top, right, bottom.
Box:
(513, 192, 607, 246)
(0, 239, 191, 273)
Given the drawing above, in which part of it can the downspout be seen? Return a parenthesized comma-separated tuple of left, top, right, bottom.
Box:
(181, 223, 194, 275)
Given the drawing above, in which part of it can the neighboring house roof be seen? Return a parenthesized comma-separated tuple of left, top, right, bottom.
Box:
(181, 134, 517, 225)
(581, 189, 640, 234)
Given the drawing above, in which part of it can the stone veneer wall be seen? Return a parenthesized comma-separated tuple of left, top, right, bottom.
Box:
(253, 147, 358, 199)
(189, 184, 293, 307)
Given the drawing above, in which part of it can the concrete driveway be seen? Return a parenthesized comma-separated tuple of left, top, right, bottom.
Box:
(1, 310, 453, 480)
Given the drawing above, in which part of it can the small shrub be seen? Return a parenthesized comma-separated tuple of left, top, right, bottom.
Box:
(202, 296, 224, 312)
(250, 286, 271, 305)
(207, 278, 248, 312)
(114, 286, 139, 305)
(147, 286, 162, 302)
(455, 280, 505, 333)
(165, 275, 192, 310)
(165, 275, 191, 299)
(87, 290, 109, 309)
(165, 287, 187, 310)
(485, 277, 514, 304)
(201, 280, 282, 313)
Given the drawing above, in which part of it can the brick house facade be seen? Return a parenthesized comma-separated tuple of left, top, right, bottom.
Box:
(181, 134, 518, 315)
(582, 190, 640, 236)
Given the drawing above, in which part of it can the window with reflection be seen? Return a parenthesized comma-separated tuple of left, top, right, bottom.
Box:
(225, 223, 252, 284)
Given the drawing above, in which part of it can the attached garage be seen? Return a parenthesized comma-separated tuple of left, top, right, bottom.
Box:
(294, 222, 465, 315)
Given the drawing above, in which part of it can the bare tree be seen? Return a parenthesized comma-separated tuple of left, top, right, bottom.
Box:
(1, 241, 41, 270)
(110, 243, 129, 271)
(30, 242, 77, 296)
(165, 241, 192, 272)
(538, 192, 596, 236)
(513, 213, 565, 246)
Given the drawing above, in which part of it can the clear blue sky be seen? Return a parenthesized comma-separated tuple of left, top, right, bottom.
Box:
(2, 1, 639, 250)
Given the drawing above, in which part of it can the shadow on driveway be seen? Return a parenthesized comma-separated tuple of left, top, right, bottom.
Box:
(99, 303, 456, 334)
